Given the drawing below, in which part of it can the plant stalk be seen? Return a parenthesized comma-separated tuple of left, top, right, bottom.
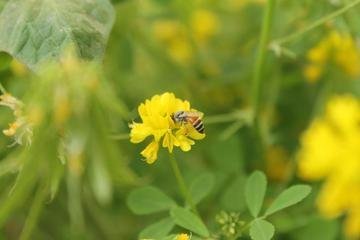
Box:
(252, 0, 276, 125)
(168, 153, 198, 215)
(273, 0, 360, 45)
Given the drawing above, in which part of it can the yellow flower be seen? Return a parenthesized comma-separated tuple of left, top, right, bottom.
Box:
(297, 95, 360, 238)
(0, 93, 23, 113)
(3, 121, 19, 136)
(176, 233, 190, 240)
(304, 31, 360, 82)
(168, 38, 193, 64)
(0, 93, 33, 145)
(129, 92, 205, 164)
(306, 41, 329, 64)
(191, 9, 219, 43)
(152, 20, 183, 44)
(152, 20, 193, 64)
(303, 64, 323, 83)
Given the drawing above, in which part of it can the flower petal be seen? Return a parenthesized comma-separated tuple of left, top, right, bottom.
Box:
(141, 141, 159, 164)
(129, 122, 152, 143)
(177, 135, 195, 152)
(162, 132, 179, 153)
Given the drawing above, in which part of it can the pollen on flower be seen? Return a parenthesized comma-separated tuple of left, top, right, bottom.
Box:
(297, 95, 360, 238)
(129, 92, 205, 164)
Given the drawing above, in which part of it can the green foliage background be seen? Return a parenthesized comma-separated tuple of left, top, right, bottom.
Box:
(0, 0, 359, 239)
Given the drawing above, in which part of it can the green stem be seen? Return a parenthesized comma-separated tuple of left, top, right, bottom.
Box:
(273, 0, 360, 45)
(109, 133, 129, 140)
(252, 0, 276, 124)
(168, 153, 198, 215)
(67, 171, 85, 237)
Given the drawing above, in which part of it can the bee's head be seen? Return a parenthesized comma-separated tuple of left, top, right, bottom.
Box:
(172, 110, 186, 123)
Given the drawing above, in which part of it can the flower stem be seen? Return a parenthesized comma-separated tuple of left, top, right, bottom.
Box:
(272, 0, 360, 46)
(109, 133, 129, 140)
(168, 153, 198, 214)
(252, 0, 276, 125)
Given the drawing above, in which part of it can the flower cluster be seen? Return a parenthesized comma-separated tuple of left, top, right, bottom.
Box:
(0, 93, 32, 145)
(297, 95, 360, 238)
(152, 20, 192, 64)
(152, 9, 219, 64)
(216, 211, 245, 238)
(129, 92, 205, 164)
(304, 31, 360, 83)
(175, 233, 191, 240)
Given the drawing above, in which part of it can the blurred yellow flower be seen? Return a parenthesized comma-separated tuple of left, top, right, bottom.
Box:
(10, 59, 29, 77)
(176, 233, 190, 240)
(129, 92, 205, 164)
(152, 20, 183, 44)
(303, 65, 323, 83)
(297, 95, 360, 238)
(152, 20, 192, 64)
(304, 31, 360, 83)
(168, 38, 192, 64)
(0, 93, 32, 145)
(191, 9, 219, 43)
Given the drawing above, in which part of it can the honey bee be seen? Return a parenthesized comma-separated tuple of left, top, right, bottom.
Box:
(171, 110, 205, 134)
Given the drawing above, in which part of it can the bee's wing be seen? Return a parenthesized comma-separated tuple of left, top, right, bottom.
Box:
(189, 109, 204, 118)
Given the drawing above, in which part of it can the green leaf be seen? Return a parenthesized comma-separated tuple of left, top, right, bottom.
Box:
(190, 172, 215, 205)
(220, 174, 246, 211)
(249, 219, 275, 240)
(245, 171, 267, 217)
(127, 186, 176, 215)
(265, 185, 311, 216)
(0, 0, 115, 70)
(160, 235, 176, 240)
(170, 207, 209, 237)
(139, 217, 175, 239)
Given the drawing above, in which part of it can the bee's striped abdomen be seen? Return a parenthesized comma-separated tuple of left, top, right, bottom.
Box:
(193, 118, 205, 134)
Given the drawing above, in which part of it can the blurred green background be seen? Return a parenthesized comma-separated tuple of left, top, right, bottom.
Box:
(1, 0, 360, 239)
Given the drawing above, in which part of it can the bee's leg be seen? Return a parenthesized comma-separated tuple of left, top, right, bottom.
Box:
(184, 124, 191, 136)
